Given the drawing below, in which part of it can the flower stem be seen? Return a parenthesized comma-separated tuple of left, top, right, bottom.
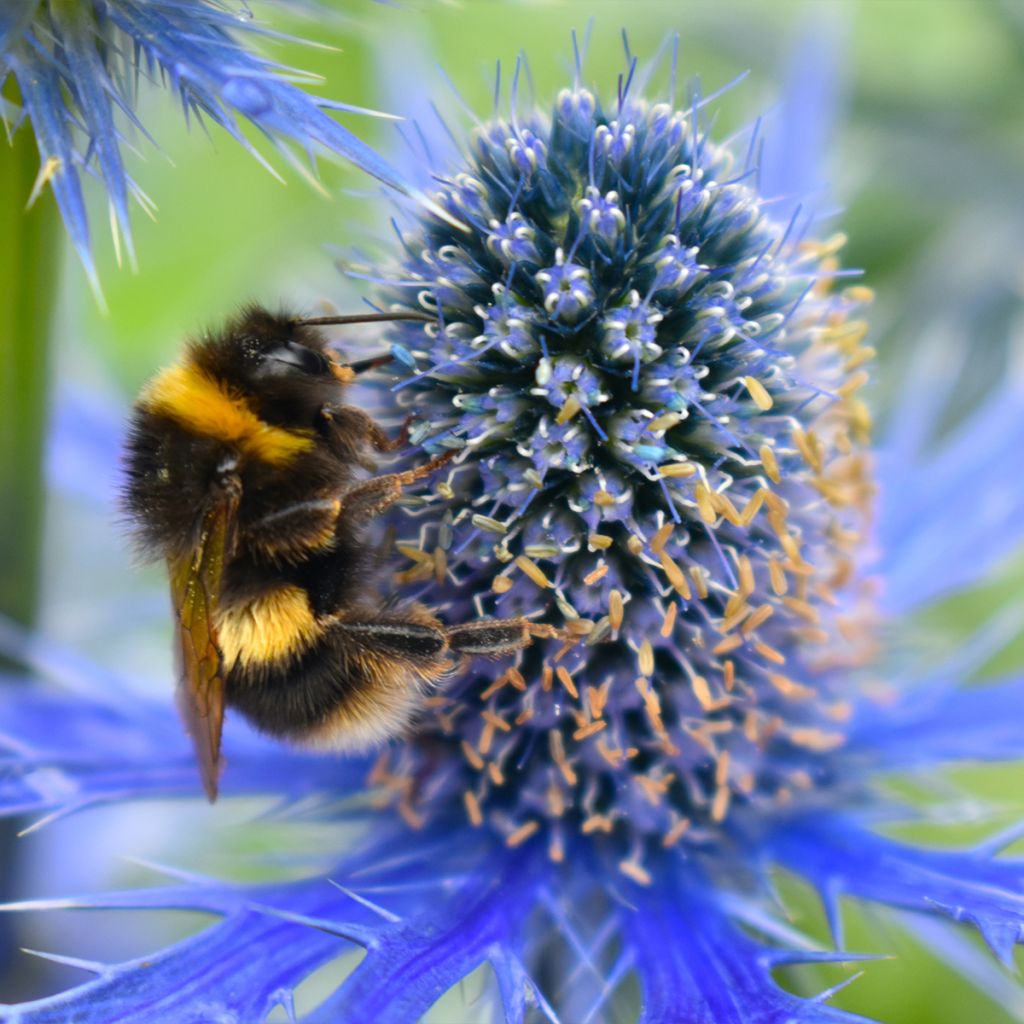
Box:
(0, 92, 60, 628)
(0, 84, 62, 1000)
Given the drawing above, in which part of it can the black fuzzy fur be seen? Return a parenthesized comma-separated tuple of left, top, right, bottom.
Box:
(122, 305, 449, 736)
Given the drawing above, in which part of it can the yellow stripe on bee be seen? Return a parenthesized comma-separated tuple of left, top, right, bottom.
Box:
(216, 585, 321, 670)
(142, 362, 314, 466)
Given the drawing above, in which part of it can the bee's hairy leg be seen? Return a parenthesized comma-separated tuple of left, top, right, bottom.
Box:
(319, 405, 413, 454)
(338, 475, 403, 523)
(394, 449, 456, 483)
(333, 612, 448, 663)
(242, 497, 341, 561)
(380, 413, 415, 453)
(339, 451, 455, 523)
(445, 617, 558, 657)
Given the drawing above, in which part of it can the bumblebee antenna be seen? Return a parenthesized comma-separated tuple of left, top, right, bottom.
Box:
(292, 312, 437, 376)
(292, 312, 436, 328)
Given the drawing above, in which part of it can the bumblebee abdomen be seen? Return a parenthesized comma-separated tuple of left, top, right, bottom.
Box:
(215, 585, 322, 671)
(224, 605, 451, 750)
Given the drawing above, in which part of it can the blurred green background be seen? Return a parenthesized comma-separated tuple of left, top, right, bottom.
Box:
(3, 0, 1024, 1020)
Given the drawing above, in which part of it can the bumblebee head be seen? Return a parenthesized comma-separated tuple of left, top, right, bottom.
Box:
(189, 305, 403, 429)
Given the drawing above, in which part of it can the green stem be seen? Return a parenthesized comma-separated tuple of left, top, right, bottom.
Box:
(0, 101, 61, 627)
(0, 83, 62, 1002)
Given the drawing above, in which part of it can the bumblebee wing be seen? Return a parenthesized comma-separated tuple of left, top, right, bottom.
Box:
(168, 484, 240, 802)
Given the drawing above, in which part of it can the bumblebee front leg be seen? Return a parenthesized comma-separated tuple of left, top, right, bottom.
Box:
(319, 404, 415, 459)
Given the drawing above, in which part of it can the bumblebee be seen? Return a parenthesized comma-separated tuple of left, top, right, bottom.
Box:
(123, 305, 550, 800)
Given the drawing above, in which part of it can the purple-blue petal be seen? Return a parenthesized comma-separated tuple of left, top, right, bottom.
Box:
(623, 869, 872, 1024)
(0, 0, 40, 53)
(45, 381, 125, 506)
(49, 1, 135, 263)
(0, 832, 540, 1023)
(316, 847, 546, 1024)
(2, 0, 416, 280)
(0, 678, 365, 820)
(877, 373, 1024, 614)
(768, 814, 1024, 965)
(0, 877, 360, 1024)
(758, 16, 846, 222)
(5, 48, 99, 292)
(844, 675, 1024, 770)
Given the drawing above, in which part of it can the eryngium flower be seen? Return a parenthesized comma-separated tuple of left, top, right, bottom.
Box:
(0, 0, 418, 290)
(4, 48, 1024, 1024)
(377, 74, 875, 861)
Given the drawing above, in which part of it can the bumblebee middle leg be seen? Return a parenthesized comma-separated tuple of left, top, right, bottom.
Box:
(242, 497, 341, 562)
(339, 450, 455, 523)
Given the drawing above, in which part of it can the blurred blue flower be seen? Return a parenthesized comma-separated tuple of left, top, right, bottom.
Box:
(4, 38, 1024, 1024)
(0, 0, 422, 293)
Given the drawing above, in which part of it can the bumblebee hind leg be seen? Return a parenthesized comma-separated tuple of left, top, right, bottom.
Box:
(233, 609, 561, 751)
(445, 618, 558, 657)
(330, 608, 554, 666)
(335, 613, 448, 662)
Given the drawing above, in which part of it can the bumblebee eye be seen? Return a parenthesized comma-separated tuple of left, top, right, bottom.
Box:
(264, 342, 330, 376)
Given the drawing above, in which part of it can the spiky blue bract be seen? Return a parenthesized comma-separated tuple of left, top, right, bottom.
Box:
(4, 43, 1024, 1024)
(0, 618, 366, 823)
(0, 0, 419, 292)
(877, 367, 1024, 615)
(6, 663, 1024, 1020)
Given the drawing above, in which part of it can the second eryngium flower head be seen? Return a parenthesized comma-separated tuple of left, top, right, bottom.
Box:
(374, 69, 876, 874)
(0, 0, 419, 292)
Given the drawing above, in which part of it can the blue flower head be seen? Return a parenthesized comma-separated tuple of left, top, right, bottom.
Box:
(0, 0, 427, 293)
(5, 37, 1024, 1024)
(379, 62, 875, 863)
